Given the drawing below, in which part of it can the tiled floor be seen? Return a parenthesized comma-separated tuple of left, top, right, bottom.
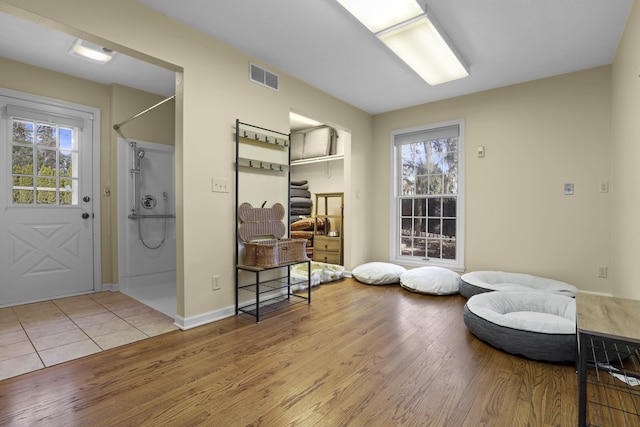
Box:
(0, 291, 178, 381)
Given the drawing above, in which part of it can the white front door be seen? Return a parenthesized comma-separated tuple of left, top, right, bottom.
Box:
(0, 94, 96, 306)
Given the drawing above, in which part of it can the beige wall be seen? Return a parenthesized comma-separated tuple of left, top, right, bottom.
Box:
(373, 67, 612, 294)
(0, 0, 373, 320)
(611, 1, 640, 299)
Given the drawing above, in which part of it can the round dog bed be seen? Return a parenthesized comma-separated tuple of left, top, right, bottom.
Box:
(463, 291, 576, 362)
(400, 266, 461, 295)
(352, 262, 406, 285)
(459, 271, 578, 299)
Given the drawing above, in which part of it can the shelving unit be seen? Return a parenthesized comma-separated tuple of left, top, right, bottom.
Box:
(577, 293, 640, 426)
(313, 192, 344, 265)
(236, 262, 310, 322)
(235, 119, 311, 322)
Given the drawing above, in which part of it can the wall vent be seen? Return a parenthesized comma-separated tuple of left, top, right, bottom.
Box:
(249, 63, 279, 91)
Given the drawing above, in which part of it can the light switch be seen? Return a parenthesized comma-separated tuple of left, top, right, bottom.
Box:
(477, 146, 485, 158)
(211, 177, 230, 193)
(564, 183, 574, 195)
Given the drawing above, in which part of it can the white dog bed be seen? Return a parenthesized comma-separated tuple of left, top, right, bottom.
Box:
(352, 262, 406, 285)
(459, 271, 578, 299)
(290, 261, 345, 291)
(463, 291, 577, 362)
(400, 266, 461, 295)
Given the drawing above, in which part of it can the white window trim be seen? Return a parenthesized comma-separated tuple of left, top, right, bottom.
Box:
(389, 119, 465, 271)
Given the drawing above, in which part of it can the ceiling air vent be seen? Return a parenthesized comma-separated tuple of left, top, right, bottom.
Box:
(250, 63, 279, 91)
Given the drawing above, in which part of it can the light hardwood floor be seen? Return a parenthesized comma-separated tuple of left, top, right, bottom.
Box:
(0, 278, 580, 426)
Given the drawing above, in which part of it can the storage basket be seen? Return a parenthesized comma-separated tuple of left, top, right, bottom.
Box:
(277, 238, 308, 265)
(243, 238, 308, 268)
(238, 202, 309, 268)
(243, 239, 278, 267)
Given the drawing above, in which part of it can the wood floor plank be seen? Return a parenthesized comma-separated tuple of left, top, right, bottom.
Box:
(0, 279, 584, 426)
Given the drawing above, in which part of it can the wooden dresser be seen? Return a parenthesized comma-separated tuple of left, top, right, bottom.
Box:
(313, 192, 343, 265)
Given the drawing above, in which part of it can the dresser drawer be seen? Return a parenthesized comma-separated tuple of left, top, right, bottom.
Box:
(313, 250, 341, 264)
(314, 236, 341, 252)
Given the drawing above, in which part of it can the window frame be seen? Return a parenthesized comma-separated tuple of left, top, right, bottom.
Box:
(10, 117, 81, 207)
(389, 119, 465, 271)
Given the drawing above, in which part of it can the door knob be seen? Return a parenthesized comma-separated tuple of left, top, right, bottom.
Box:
(81, 213, 90, 219)
(83, 196, 91, 202)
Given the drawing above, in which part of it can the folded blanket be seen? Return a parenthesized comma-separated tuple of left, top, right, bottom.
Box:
(291, 207, 312, 215)
(290, 188, 311, 198)
(291, 197, 313, 207)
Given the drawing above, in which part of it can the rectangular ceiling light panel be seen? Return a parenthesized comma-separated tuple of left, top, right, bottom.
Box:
(335, 0, 423, 33)
(377, 16, 469, 85)
(335, 0, 469, 85)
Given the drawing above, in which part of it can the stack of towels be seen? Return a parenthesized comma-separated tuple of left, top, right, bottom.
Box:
(290, 180, 314, 257)
(290, 180, 312, 217)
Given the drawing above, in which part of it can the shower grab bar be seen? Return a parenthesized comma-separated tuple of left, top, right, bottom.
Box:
(128, 214, 176, 220)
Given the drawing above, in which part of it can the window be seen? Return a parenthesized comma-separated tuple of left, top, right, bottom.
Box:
(390, 120, 464, 270)
(8, 105, 82, 206)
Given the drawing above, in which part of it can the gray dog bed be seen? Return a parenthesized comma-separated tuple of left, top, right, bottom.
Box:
(460, 270, 578, 299)
(463, 291, 577, 362)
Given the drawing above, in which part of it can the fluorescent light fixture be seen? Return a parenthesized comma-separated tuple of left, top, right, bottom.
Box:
(377, 15, 469, 85)
(335, 0, 423, 33)
(69, 39, 116, 64)
(335, 0, 469, 85)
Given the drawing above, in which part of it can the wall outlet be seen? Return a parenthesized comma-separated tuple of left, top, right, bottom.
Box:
(598, 266, 608, 278)
(212, 275, 221, 291)
(600, 181, 609, 193)
(211, 177, 230, 193)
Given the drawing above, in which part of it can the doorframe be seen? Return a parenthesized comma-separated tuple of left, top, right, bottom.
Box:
(0, 87, 102, 294)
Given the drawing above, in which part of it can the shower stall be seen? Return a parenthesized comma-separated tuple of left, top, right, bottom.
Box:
(117, 137, 176, 318)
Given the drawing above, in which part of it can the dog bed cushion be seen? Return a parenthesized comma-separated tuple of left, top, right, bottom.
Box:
(290, 261, 345, 291)
(290, 218, 314, 231)
(460, 270, 578, 299)
(463, 291, 576, 362)
(352, 262, 406, 285)
(400, 266, 461, 295)
(290, 133, 304, 161)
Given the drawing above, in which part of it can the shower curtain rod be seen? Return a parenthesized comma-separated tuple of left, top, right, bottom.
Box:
(113, 94, 175, 130)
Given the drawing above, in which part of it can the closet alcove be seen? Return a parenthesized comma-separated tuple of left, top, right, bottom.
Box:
(288, 112, 347, 265)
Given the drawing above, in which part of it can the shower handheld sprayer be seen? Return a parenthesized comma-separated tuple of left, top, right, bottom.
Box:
(114, 95, 176, 251)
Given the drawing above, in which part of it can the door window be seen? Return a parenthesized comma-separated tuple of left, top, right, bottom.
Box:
(11, 118, 79, 206)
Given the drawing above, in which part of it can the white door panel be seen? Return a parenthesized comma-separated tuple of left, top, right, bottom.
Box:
(0, 94, 95, 306)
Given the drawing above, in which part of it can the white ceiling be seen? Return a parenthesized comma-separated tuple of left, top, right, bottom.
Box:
(0, 11, 176, 98)
(0, 1, 634, 115)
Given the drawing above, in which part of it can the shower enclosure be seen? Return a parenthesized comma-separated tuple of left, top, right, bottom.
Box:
(117, 137, 176, 317)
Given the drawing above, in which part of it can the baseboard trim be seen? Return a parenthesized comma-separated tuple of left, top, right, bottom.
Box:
(578, 290, 613, 297)
(173, 305, 236, 330)
(100, 282, 118, 292)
